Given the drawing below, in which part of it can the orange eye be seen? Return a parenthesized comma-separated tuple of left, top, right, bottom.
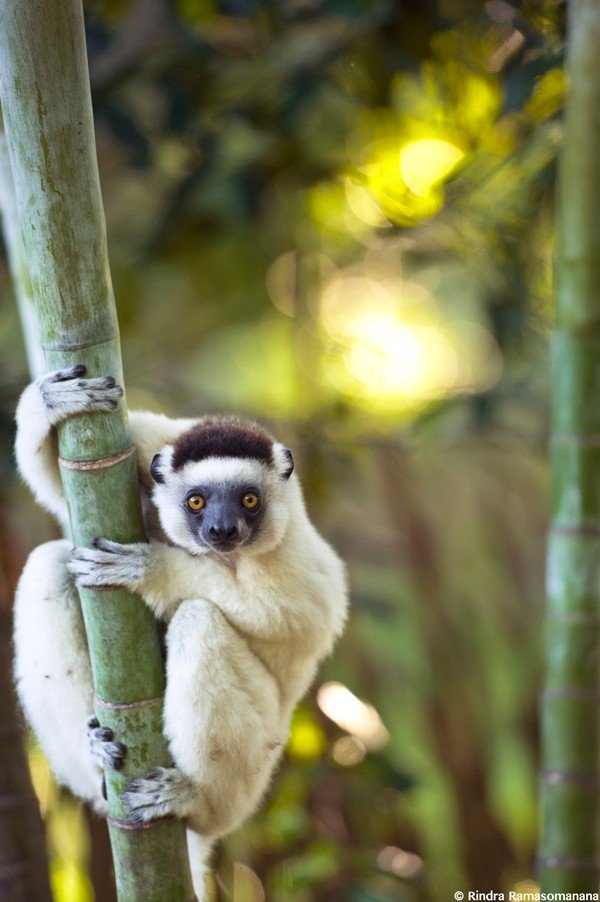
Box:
(242, 493, 260, 510)
(187, 495, 205, 511)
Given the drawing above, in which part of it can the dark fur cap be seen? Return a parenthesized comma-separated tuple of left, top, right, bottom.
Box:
(171, 418, 276, 471)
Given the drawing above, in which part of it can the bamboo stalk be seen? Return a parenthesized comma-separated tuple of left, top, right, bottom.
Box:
(0, 115, 53, 902)
(539, 0, 600, 891)
(0, 126, 45, 378)
(0, 2, 194, 899)
(1, 116, 120, 902)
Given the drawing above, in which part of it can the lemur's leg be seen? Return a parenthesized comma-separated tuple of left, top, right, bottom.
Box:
(121, 599, 282, 836)
(186, 830, 215, 902)
(14, 365, 123, 523)
(13, 540, 106, 813)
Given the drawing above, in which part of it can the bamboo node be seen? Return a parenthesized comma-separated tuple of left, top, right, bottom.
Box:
(550, 522, 600, 537)
(552, 432, 600, 446)
(107, 814, 175, 831)
(94, 693, 164, 710)
(543, 686, 600, 700)
(541, 768, 600, 785)
(547, 612, 600, 624)
(537, 854, 600, 870)
(59, 444, 135, 470)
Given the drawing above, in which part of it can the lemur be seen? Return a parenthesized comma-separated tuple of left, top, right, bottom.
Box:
(13, 365, 348, 895)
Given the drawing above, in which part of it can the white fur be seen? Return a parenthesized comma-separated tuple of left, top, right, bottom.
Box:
(13, 540, 106, 814)
(13, 371, 348, 899)
(152, 452, 292, 558)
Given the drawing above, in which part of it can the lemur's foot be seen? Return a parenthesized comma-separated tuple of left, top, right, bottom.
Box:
(121, 767, 195, 823)
(87, 716, 127, 771)
(38, 365, 123, 425)
(68, 539, 150, 589)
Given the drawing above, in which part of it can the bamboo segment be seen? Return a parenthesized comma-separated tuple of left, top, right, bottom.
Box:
(0, 1, 194, 898)
(540, 0, 600, 890)
(0, 126, 46, 377)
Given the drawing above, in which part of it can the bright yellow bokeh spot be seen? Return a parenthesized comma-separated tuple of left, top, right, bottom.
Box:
(317, 274, 502, 413)
(400, 138, 464, 197)
(287, 709, 327, 761)
(356, 134, 463, 226)
(319, 276, 459, 407)
(525, 67, 566, 121)
(344, 179, 391, 228)
(51, 861, 93, 902)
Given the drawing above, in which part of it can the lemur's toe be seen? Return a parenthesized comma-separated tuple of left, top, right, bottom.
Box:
(91, 538, 128, 554)
(50, 364, 87, 382)
(88, 719, 127, 770)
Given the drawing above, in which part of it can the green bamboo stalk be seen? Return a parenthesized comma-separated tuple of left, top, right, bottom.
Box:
(539, 0, 600, 891)
(0, 124, 46, 378)
(0, 2, 194, 899)
(0, 115, 53, 902)
(1, 115, 120, 902)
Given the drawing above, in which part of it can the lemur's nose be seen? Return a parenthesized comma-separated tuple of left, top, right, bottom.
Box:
(210, 524, 239, 540)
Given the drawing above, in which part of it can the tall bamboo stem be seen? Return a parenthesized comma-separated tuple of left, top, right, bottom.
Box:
(539, 0, 600, 890)
(0, 127, 45, 378)
(1, 118, 119, 902)
(0, 1, 194, 898)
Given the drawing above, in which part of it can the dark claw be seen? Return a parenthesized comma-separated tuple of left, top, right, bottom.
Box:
(146, 769, 162, 779)
(101, 775, 107, 800)
(104, 377, 116, 388)
(91, 538, 103, 549)
(97, 727, 114, 741)
(87, 716, 100, 729)
(113, 757, 123, 771)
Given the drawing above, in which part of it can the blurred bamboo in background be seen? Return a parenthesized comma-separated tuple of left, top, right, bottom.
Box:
(540, 0, 600, 891)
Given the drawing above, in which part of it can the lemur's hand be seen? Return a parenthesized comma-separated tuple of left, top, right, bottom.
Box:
(38, 365, 123, 425)
(68, 539, 150, 590)
(87, 716, 127, 771)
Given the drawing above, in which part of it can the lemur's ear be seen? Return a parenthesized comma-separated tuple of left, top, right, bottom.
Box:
(281, 448, 294, 480)
(150, 453, 165, 484)
(273, 445, 294, 480)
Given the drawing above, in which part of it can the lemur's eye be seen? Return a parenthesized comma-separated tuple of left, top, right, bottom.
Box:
(242, 493, 260, 510)
(187, 495, 205, 511)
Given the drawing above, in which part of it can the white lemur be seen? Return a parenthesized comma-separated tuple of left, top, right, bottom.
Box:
(13, 365, 348, 894)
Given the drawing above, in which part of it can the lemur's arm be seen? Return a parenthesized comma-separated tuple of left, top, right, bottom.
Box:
(15, 367, 199, 523)
(68, 538, 238, 620)
(14, 366, 123, 525)
(15, 379, 66, 523)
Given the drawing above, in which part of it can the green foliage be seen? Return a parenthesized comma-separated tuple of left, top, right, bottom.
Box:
(0, 0, 567, 897)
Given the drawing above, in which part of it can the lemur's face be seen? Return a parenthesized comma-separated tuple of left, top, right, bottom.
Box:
(182, 473, 266, 554)
(150, 419, 294, 557)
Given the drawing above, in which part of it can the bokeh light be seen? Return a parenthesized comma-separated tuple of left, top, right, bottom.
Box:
(317, 682, 389, 751)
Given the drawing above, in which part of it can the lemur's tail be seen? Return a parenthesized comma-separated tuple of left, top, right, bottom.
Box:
(186, 830, 215, 901)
